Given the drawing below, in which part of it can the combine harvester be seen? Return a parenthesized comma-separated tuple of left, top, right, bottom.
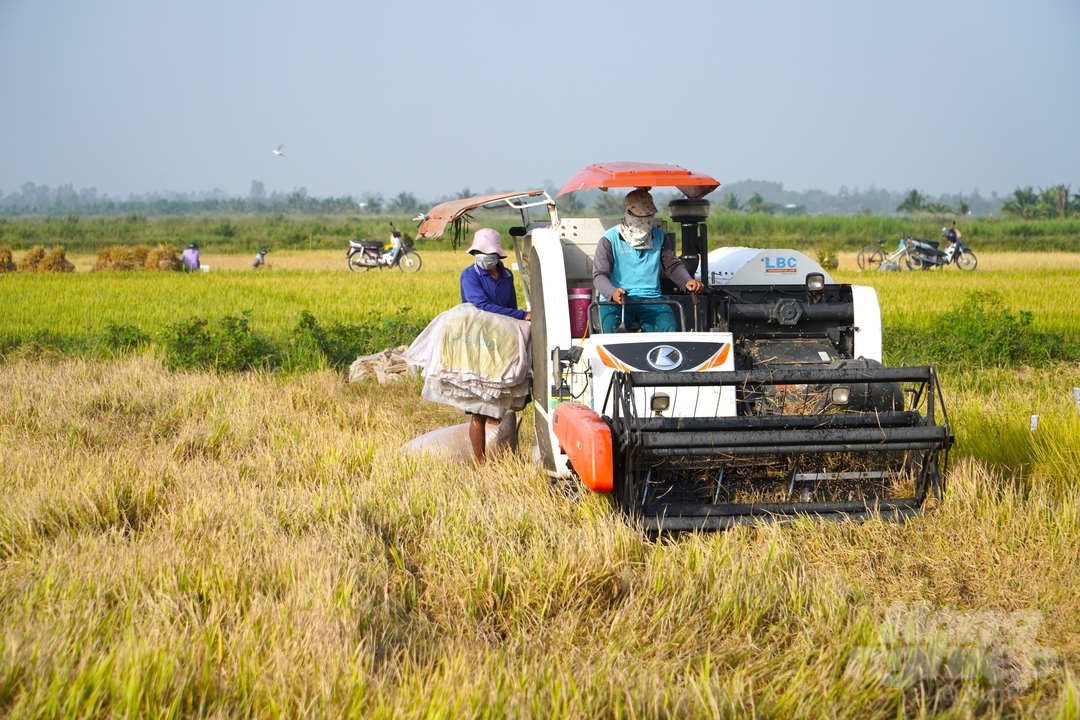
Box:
(419, 163, 952, 531)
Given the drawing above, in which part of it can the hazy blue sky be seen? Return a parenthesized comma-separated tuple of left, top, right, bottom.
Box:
(2, 0, 1078, 201)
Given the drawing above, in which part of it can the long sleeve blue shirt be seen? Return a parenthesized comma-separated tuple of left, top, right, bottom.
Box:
(460, 263, 526, 320)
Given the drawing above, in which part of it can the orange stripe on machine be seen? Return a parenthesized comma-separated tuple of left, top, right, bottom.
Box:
(597, 345, 633, 371)
(689, 343, 730, 371)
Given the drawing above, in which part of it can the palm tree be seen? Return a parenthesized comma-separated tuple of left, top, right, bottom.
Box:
(556, 192, 585, 216)
(361, 193, 383, 214)
(715, 193, 743, 213)
(1039, 185, 1072, 218)
(388, 191, 419, 215)
(956, 199, 970, 216)
(592, 192, 626, 217)
(896, 189, 928, 214)
(925, 202, 954, 215)
(744, 192, 775, 215)
(1000, 187, 1039, 219)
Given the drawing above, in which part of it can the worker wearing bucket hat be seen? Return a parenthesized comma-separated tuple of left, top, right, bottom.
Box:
(592, 189, 703, 332)
(460, 228, 530, 322)
(458, 228, 530, 465)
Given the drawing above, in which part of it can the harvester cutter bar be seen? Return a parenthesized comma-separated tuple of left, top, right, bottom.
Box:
(643, 503, 922, 532)
(645, 442, 944, 456)
(627, 366, 936, 387)
(639, 426, 949, 452)
(629, 411, 924, 431)
(651, 497, 920, 518)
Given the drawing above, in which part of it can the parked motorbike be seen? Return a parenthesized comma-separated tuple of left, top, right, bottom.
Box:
(346, 239, 422, 273)
(903, 228, 977, 271)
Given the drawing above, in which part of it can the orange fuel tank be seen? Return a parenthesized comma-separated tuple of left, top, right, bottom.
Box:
(551, 402, 613, 493)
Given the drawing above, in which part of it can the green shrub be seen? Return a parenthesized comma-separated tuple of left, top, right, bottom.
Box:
(103, 324, 150, 351)
(162, 311, 276, 372)
(287, 309, 425, 370)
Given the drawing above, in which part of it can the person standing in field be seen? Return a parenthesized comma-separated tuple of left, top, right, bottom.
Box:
(459, 228, 530, 464)
(252, 247, 267, 269)
(388, 229, 403, 261)
(181, 242, 200, 272)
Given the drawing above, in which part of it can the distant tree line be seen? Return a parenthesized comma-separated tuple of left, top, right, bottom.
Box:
(894, 184, 1079, 219)
(3, 177, 1077, 219)
(559, 180, 1012, 218)
(0, 180, 434, 218)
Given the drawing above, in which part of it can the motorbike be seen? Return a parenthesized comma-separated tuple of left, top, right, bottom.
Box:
(903, 229, 977, 271)
(346, 239, 422, 273)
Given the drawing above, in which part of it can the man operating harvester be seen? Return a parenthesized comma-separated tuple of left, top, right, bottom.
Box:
(592, 189, 703, 333)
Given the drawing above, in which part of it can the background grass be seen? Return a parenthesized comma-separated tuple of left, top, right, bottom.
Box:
(2, 213, 1080, 254)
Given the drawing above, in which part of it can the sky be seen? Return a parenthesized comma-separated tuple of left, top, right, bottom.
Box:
(1, 0, 1078, 202)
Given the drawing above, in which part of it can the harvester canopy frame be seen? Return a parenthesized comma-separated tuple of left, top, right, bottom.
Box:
(556, 162, 721, 200)
(416, 190, 554, 240)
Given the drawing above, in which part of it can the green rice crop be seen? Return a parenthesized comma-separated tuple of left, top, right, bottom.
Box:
(0, 253, 464, 340)
(832, 267, 1080, 338)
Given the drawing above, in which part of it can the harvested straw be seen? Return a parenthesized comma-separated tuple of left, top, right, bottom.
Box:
(144, 244, 183, 271)
(0, 245, 16, 273)
(39, 246, 74, 273)
(17, 246, 45, 272)
(132, 245, 149, 267)
(94, 245, 139, 271)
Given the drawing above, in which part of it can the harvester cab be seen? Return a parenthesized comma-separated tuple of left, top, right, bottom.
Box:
(418, 163, 952, 531)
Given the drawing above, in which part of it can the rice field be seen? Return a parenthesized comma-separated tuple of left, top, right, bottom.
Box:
(0, 251, 467, 340)
(3, 250, 1079, 342)
(2, 251, 1080, 717)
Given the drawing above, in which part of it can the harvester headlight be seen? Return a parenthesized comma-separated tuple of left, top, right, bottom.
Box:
(806, 273, 825, 293)
(651, 393, 671, 416)
(831, 386, 851, 405)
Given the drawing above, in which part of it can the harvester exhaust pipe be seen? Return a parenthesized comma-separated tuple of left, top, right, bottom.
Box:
(668, 198, 711, 286)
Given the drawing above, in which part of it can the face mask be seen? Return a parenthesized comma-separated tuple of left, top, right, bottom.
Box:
(475, 253, 500, 271)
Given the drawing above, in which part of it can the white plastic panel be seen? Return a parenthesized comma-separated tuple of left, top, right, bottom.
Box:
(851, 284, 883, 362)
(703, 248, 833, 286)
(580, 332, 738, 420)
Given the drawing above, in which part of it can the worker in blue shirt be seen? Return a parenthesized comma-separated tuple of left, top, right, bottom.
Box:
(593, 189, 702, 333)
(458, 227, 530, 464)
(459, 228, 531, 321)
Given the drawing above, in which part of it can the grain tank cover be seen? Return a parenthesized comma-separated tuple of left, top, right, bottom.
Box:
(703, 248, 833, 286)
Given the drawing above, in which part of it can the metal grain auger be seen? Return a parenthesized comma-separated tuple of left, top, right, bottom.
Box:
(418, 163, 953, 531)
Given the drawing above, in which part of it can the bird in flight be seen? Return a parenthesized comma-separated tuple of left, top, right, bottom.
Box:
(273, 145, 284, 157)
